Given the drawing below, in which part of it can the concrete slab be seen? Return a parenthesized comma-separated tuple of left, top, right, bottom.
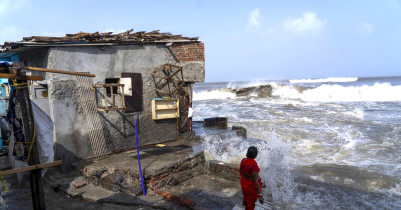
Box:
(81, 186, 117, 202)
(73, 139, 200, 177)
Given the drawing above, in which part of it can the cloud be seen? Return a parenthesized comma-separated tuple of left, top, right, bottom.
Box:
(361, 22, 374, 35)
(247, 9, 261, 30)
(0, 25, 30, 43)
(283, 12, 325, 36)
(0, 0, 29, 15)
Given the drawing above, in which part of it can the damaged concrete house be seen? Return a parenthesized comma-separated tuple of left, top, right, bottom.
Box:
(0, 30, 269, 210)
(0, 30, 205, 171)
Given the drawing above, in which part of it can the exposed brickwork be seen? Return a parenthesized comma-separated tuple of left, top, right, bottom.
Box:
(155, 190, 196, 208)
(171, 42, 205, 62)
(149, 151, 206, 190)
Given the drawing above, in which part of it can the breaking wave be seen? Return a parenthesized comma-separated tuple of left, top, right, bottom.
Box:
(202, 131, 296, 205)
(273, 83, 401, 101)
(194, 82, 401, 102)
(289, 77, 358, 83)
(193, 89, 236, 100)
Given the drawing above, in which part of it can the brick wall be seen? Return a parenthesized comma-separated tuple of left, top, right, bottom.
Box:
(149, 151, 206, 190)
(171, 42, 205, 62)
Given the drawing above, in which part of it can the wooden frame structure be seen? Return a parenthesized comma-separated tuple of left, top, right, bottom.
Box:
(151, 64, 188, 97)
(93, 83, 126, 113)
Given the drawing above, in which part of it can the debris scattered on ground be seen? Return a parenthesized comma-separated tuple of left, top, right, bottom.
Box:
(74, 181, 86, 189)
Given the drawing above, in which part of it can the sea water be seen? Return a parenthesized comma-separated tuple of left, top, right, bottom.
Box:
(194, 76, 401, 209)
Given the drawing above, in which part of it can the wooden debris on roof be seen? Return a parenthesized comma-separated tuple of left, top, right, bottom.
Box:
(18, 29, 198, 43)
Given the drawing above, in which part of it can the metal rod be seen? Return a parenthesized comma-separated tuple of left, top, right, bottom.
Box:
(135, 118, 146, 196)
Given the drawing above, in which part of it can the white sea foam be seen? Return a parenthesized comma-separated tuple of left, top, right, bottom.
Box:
(195, 82, 401, 102)
(193, 89, 236, 100)
(202, 131, 296, 204)
(273, 83, 401, 102)
(344, 108, 365, 119)
(289, 77, 358, 83)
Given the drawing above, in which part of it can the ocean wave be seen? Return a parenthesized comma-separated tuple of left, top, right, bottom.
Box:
(193, 89, 236, 100)
(273, 83, 401, 102)
(290, 77, 358, 83)
(194, 82, 401, 102)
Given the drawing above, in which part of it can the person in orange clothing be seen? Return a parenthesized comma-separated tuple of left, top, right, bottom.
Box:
(240, 146, 264, 210)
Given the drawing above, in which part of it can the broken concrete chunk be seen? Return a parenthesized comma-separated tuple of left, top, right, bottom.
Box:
(74, 181, 87, 188)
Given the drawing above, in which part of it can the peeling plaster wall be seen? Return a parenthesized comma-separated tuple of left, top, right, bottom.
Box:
(18, 44, 205, 172)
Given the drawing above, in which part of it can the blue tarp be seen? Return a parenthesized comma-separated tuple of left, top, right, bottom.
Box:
(0, 61, 12, 66)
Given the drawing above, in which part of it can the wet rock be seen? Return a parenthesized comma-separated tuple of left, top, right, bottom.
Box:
(235, 86, 256, 96)
(232, 84, 273, 97)
(180, 131, 196, 140)
(232, 126, 247, 138)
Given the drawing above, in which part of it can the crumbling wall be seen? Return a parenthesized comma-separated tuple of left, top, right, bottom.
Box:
(18, 43, 205, 171)
(148, 151, 206, 191)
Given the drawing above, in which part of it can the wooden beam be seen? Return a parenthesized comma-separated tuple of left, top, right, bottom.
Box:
(0, 74, 43, 81)
(164, 67, 183, 81)
(93, 84, 124, 88)
(23, 67, 96, 77)
(0, 161, 62, 176)
(155, 89, 171, 95)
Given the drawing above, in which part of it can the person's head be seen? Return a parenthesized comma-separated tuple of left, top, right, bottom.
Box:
(246, 146, 258, 159)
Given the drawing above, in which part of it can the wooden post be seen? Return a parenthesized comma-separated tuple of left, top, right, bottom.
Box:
(16, 78, 46, 210)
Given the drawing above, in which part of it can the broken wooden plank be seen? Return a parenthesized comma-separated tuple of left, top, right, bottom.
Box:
(0, 161, 62, 176)
(92, 84, 124, 88)
(23, 67, 96, 77)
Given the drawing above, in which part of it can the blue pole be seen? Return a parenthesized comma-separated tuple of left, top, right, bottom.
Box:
(135, 118, 146, 196)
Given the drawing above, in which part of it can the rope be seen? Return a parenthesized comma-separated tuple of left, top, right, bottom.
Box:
(10, 79, 28, 92)
(0, 175, 8, 192)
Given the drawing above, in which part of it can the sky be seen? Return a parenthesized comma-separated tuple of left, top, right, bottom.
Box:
(0, 0, 400, 82)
